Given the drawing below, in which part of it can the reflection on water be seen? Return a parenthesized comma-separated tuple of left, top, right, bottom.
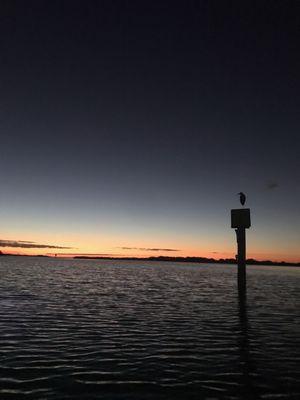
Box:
(0, 258, 299, 399)
(237, 291, 259, 399)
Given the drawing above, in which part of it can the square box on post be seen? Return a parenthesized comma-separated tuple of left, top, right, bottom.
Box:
(231, 208, 251, 229)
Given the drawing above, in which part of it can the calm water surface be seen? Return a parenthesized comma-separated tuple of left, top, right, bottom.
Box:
(0, 257, 299, 399)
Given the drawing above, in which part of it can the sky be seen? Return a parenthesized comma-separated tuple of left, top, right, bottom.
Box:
(0, 1, 299, 262)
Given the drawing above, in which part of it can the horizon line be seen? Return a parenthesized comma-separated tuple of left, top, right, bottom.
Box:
(1, 251, 299, 265)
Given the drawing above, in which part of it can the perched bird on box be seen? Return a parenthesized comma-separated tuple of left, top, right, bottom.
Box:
(238, 192, 246, 206)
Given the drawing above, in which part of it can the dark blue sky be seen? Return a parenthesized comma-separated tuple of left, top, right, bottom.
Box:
(1, 1, 299, 260)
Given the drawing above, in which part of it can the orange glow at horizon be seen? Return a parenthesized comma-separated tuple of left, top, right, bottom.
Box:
(1, 229, 299, 263)
(1, 244, 299, 263)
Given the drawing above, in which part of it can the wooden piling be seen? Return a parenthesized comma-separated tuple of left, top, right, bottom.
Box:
(236, 227, 246, 293)
(231, 208, 251, 295)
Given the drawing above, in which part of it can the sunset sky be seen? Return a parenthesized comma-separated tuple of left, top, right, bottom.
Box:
(1, 1, 299, 262)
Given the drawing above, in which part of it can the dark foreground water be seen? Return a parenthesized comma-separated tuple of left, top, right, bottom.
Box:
(0, 258, 299, 399)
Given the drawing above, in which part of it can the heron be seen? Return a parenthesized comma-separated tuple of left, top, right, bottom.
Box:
(238, 192, 246, 206)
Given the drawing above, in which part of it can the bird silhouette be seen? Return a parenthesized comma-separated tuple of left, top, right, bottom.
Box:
(238, 192, 246, 206)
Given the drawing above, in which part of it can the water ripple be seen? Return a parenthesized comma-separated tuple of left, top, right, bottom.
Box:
(0, 258, 299, 399)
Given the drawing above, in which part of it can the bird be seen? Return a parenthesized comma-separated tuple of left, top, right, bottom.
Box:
(238, 192, 246, 206)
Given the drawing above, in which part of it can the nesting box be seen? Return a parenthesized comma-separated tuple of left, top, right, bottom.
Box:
(231, 208, 251, 228)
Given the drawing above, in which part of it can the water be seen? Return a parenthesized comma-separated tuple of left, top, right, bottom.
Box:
(0, 257, 299, 399)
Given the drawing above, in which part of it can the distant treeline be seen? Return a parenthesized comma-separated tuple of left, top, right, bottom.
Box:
(73, 255, 300, 267)
(0, 251, 49, 258)
(0, 251, 298, 266)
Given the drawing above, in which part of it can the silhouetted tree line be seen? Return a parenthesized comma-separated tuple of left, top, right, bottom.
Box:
(73, 255, 300, 267)
(0, 251, 298, 266)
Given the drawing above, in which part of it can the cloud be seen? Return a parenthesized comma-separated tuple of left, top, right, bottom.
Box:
(266, 181, 279, 190)
(119, 247, 180, 252)
(54, 253, 125, 257)
(0, 240, 72, 249)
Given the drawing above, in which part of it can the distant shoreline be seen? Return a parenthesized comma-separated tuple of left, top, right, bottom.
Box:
(72, 255, 300, 267)
(0, 252, 299, 266)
